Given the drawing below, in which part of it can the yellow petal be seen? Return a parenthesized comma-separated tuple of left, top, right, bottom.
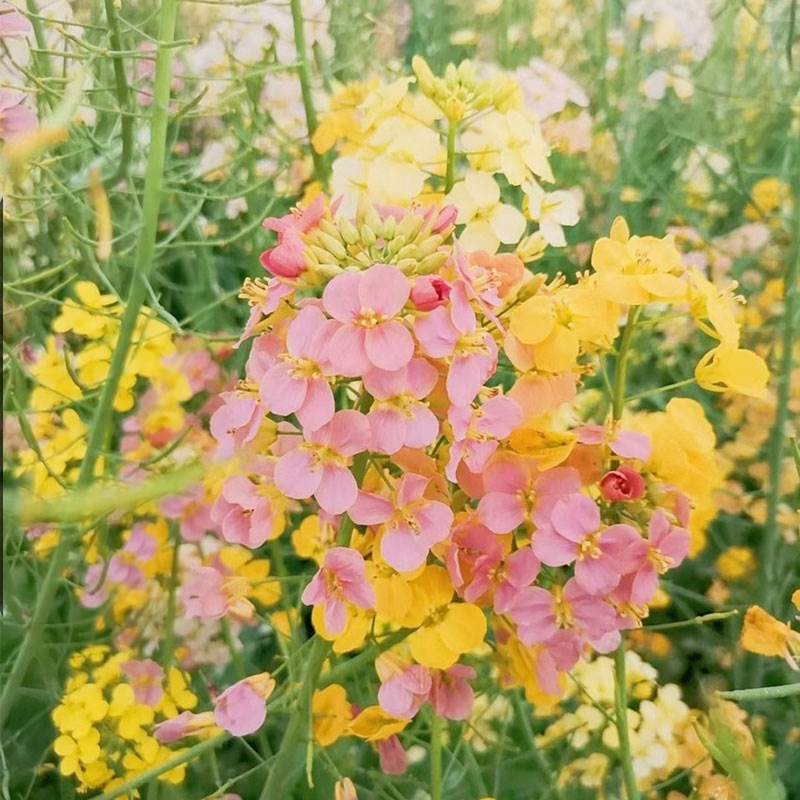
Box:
(439, 603, 487, 655)
(509, 295, 556, 345)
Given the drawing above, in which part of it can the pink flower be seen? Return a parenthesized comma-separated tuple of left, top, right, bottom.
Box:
(181, 565, 253, 622)
(214, 673, 276, 737)
(211, 475, 280, 549)
(210, 393, 266, 459)
(80, 564, 109, 609)
(534, 494, 646, 595)
(410, 276, 451, 311)
(528, 631, 582, 696)
(414, 280, 498, 406)
(257, 305, 337, 430)
(260, 197, 325, 279)
(350, 473, 453, 572)
(301, 547, 376, 635)
(577, 425, 652, 461)
(154, 711, 216, 743)
(429, 664, 476, 720)
(463, 546, 540, 614)
(377, 661, 432, 719)
(274, 410, 371, 514)
(599, 466, 645, 502)
(161, 486, 214, 542)
(238, 278, 294, 345)
(121, 660, 165, 707)
(510, 579, 622, 654)
(0, 89, 36, 140)
(446, 396, 522, 482)
(0, 3, 32, 37)
(362, 358, 439, 454)
(322, 265, 414, 374)
(444, 516, 498, 591)
(477, 454, 581, 534)
(620, 511, 690, 606)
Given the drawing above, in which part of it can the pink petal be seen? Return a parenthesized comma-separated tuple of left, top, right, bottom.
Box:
(287, 305, 327, 357)
(532, 528, 579, 567)
(367, 407, 408, 454)
(315, 465, 358, 515)
(611, 430, 652, 461)
(349, 491, 394, 525)
(327, 324, 371, 377)
(260, 363, 307, 416)
(407, 357, 439, 398)
(325, 410, 372, 456)
(397, 473, 429, 506)
(274, 448, 322, 499)
(381, 530, 431, 572)
(404, 404, 439, 449)
(550, 495, 600, 542)
(358, 264, 410, 317)
(477, 492, 526, 534)
(506, 547, 540, 587)
(447, 354, 489, 406)
(414, 307, 458, 358)
(296, 378, 334, 431)
(322, 271, 362, 322)
(365, 321, 414, 371)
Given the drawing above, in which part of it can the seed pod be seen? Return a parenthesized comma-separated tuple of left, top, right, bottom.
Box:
(415, 234, 444, 259)
(339, 218, 360, 245)
(418, 251, 448, 274)
(317, 232, 348, 261)
(360, 225, 377, 246)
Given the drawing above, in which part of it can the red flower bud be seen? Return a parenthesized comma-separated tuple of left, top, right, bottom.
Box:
(599, 466, 645, 502)
(410, 276, 451, 311)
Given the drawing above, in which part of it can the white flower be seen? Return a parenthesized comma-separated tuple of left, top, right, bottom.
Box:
(524, 181, 580, 247)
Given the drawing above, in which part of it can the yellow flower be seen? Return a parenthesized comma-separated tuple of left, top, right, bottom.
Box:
(108, 683, 155, 741)
(53, 727, 101, 775)
(349, 706, 408, 742)
(716, 547, 757, 582)
(52, 683, 109, 737)
(405, 565, 486, 669)
(312, 604, 372, 653)
(447, 171, 526, 254)
(159, 667, 198, 718)
(745, 177, 792, 219)
(52, 281, 119, 339)
(740, 606, 800, 669)
(292, 514, 337, 565)
(218, 546, 283, 609)
(590, 217, 686, 305)
(28, 338, 82, 411)
(695, 344, 769, 398)
(312, 684, 353, 746)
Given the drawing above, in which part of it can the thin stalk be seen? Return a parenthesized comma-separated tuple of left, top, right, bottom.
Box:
(612, 307, 640, 421)
(430, 710, 443, 800)
(104, 0, 135, 184)
(511, 691, 562, 799)
(158, 522, 181, 671)
(258, 636, 330, 799)
(759, 197, 800, 612)
(610, 307, 641, 800)
(96, 735, 228, 800)
(289, 0, 326, 182)
(716, 683, 800, 702)
(445, 122, 458, 193)
(644, 610, 739, 631)
(613, 645, 641, 800)
(0, 0, 180, 728)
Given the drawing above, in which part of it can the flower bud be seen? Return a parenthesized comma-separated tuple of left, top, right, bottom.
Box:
(599, 466, 646, 502)
(411, 276, 452, 311)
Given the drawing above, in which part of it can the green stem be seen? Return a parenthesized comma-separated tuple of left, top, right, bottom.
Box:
(289, 0, 327, 183)
(610, 307, 641, 800)
(0, 0, 180, 729)
(716, 683, 800, 702)
(613, 645, 641, 800)
(258, 636, 330, 799)
(158, 522, 181, 671)
(644, 610, 739, 631)
(430, 710, 443, 800)
(511, 691, 562, 799)
(445, 122, 457, 193)
(612, 307, 640, 421)
(104, 0, 134, 184)
(759, 196, 800, 612)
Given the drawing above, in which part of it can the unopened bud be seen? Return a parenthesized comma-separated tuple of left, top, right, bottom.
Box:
(516, 232, 548, 263)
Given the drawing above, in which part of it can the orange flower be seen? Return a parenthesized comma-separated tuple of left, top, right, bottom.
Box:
(740, 606, 800, 669)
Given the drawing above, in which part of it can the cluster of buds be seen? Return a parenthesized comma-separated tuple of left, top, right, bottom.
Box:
(261, 195, 457, 285)
(411, 56, 520, 122)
